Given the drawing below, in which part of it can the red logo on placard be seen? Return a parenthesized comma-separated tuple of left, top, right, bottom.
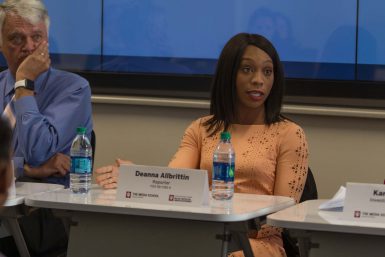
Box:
(126, 191, 131, 198)
(169, 195, 174, 201)
(354, 211, 361, 218)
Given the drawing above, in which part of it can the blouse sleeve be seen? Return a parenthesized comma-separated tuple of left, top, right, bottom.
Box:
(274, 122, 309, 203)
(256, 122, 309, 240)
(168, 119, 202, 169)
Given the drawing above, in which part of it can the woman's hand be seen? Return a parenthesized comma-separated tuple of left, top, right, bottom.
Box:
(95, 159, 132, 189)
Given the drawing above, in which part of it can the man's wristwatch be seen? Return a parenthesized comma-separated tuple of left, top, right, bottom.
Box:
(15, 79, 35, 91)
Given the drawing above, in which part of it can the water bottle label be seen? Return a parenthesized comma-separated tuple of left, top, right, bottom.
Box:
(71, 157, 92, 174)
(213, 162, 234, 182)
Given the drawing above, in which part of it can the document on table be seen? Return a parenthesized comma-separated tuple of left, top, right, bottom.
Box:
(318, 186, 346, 210)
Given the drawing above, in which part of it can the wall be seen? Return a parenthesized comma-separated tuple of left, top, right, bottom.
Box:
(93, 102, 385, 199)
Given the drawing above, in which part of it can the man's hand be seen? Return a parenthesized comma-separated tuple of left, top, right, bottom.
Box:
(24, 153, 70, 178)
(16, 41, 50, 82)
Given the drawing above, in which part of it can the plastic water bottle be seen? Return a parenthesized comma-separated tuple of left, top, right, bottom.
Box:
(70, 127, 92, 193)
(212, 131, 235, 200)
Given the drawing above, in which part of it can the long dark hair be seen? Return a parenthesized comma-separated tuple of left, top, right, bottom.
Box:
(203, 33, 285, 136)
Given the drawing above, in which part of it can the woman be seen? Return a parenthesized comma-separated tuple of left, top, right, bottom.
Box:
(96, 33, 308, 257)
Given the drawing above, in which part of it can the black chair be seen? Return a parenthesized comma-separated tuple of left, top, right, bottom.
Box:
(282, 167, 318, 257)
(300, 167, 318, 202)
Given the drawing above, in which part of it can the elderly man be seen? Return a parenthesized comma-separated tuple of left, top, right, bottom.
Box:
(0, 0, 93, 187)
(0, 0, 93, 255)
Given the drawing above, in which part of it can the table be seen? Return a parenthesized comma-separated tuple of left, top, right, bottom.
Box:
(267, 199, 385, 257)
(25, 185, 295, 257)
(1, 182, 64, 257)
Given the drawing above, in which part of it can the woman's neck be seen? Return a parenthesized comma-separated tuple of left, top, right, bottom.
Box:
(235, 107, 265, 125)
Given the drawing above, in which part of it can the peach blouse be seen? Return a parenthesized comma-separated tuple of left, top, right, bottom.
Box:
(169, 116, 309, 257)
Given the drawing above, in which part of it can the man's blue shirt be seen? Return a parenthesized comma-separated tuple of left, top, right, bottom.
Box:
(0, 68, 93, 187)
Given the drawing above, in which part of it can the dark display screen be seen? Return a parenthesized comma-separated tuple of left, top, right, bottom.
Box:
(1, 0, 384, 106)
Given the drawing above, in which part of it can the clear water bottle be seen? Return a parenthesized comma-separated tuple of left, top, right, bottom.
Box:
(212, 131, 235, 200)
(70, 127, 92, 193)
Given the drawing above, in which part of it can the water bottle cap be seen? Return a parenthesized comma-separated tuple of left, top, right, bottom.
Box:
(220, 131, 231, 140)
(76, 127, 87, 134)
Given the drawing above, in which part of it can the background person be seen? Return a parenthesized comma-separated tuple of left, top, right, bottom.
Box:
(96, 33, 308, 257)
(0, 0, 92, 187)
(0, 118, 12, 257)
(0, 118, 12, 207)
(0, 1, 93, 255)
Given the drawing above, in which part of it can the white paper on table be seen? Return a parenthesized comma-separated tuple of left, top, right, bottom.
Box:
(318, 186, 346, 210)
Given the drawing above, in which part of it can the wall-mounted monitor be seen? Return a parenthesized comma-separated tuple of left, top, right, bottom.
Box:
(1, 0, 384, 107)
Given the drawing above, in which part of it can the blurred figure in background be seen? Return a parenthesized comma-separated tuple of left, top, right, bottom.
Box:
(0, 0, 93, 255)
(0, 0, 92, 187)
(0, 118, 12, 257)
(0, 118, 12, 207)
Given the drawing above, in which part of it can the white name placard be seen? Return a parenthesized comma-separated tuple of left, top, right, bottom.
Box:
(343, 182, 385, 222)
(116, 164, 209, 206)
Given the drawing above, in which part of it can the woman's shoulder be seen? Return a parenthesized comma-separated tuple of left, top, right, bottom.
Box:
(273, 119, 308, 155)
(273, 119, 306, 136)
(179, 115, 214, 145)
(189, 115, 213, 128)
(195, 115, 212, 123)
(270, 119, 307, 148)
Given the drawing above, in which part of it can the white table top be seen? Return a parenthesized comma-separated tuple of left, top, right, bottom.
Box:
(267, 199, 385, 236)
(4, 182, 64, 207)
(25, 185, 295, 222)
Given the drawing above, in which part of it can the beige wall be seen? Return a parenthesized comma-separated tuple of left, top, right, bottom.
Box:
(93, 102, 385, 199)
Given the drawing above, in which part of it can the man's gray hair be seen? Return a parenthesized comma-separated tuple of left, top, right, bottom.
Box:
(0, 0, 50, 45)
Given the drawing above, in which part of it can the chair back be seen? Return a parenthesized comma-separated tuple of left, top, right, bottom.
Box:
(283, 167, 318, 257)
(300, 167, 318, 202)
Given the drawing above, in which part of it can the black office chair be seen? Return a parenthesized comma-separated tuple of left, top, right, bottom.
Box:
(282, 167, 318, 257)
(300, 167, 318, 202)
